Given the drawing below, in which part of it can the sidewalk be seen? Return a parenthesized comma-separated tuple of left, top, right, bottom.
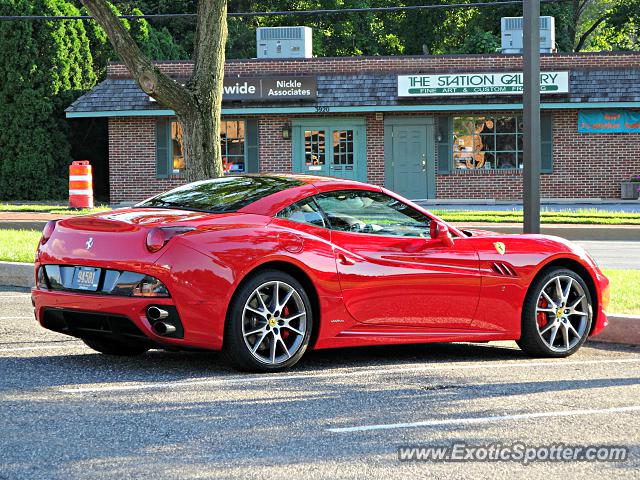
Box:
(451, 223, 640, 241)
(417, 200, 640, 213)
(0, 212, 70, 231)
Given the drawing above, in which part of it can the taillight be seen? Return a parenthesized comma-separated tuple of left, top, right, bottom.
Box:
(132, 275, 170, 297)
(40, 220, 57, 245)
(146, 226, 195, 252)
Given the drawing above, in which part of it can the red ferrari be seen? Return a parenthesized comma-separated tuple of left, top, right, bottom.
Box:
(33, 175, 609, 372)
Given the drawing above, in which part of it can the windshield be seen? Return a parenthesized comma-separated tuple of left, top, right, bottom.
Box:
(136, 176, 304, 213)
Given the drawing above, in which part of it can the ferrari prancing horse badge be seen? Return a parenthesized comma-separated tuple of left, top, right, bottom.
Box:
(494, 242, 506, 255)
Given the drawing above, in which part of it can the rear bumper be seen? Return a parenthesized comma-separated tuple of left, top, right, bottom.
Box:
(31, 287, 216, 350)
(33, 241, 236, 350)
(40, 308, 158, 347)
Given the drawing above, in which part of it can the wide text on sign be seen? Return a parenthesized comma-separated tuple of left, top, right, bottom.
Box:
(223, 76, 317, 102)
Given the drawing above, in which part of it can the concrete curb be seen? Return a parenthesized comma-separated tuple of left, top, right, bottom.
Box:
(0, 261, 34, 288)
(0, 221, 48, 231)
(591, 314, 640, 346)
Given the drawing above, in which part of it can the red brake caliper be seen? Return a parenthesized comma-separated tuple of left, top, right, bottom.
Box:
(281, 306, 290, 339)
(537, 297, 549, 328)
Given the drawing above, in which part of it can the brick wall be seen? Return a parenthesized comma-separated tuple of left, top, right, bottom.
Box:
(258, 116, 292, 173)
(366, 114, 385, 186)
(108, 109, 639, 203)
(107, 51, 640, 79)
(104, 52, 640, 203)
(108, 117, 182, 204)
(435, 109, 640, 199)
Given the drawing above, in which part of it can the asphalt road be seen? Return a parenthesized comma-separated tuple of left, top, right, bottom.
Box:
(575, 241, 640, 270)
(1, 289, 639, 480)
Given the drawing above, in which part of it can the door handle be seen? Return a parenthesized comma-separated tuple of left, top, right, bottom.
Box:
(337, 252, 356, 266)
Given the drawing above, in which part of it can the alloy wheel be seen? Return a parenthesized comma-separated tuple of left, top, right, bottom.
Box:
(535, 275, 590, 353)
(241, 280, 307, 365)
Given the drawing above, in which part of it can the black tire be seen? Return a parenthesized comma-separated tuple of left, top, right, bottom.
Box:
(82, 338, 150, 356)
(517, 267, 593, 358)
(223, 269, 313, 372)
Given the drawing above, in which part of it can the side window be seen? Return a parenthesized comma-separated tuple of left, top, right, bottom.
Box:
(315, 190, 431, 237)
(276, 198, 327, 228)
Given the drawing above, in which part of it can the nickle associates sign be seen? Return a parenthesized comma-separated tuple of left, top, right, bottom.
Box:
(397, 72, 569, 97)
(223, 76, 317, 101)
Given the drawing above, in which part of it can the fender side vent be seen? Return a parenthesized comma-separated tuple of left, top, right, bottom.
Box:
(491, 262, 518, 277)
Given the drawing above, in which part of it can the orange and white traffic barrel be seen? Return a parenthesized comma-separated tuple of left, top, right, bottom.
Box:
(69, 160, 94, 209)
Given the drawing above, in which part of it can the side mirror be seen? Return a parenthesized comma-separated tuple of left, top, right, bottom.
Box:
(430, 221, 454, 247)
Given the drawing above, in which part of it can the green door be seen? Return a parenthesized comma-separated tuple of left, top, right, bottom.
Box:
(292, 119, 367, 182)
(386, 121, 435, 200)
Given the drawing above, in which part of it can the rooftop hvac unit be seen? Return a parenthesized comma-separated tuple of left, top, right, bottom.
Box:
(256, 26, 313, 59)
(501, 16, 556, 54)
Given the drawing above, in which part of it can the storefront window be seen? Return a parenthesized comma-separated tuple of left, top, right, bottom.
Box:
(164, 120, 248, 175)
(452, 115, 523, 170)
(221, 120, 246, 173)
(304, 130, 326, 166)
(171, 122, 185, 175)
(333, 130, 354, 165)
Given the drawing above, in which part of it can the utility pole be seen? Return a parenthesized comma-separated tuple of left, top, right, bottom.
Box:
(523, 0, 541, 234)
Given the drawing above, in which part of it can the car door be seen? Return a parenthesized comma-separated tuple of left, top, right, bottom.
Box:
(314, 189, 481, 329)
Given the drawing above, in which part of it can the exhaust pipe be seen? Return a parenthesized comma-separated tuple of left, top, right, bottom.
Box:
(147, 306, 169, 321)
(153, 321, 177, 335)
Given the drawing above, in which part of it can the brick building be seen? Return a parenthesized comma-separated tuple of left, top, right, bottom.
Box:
(65, 52, 640, 205)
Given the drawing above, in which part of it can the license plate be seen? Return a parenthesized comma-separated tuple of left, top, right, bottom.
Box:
(72, 266, 101, 291)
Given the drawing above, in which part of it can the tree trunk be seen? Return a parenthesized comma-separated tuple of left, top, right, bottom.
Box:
(179, 108, 223, 181)
(81, 0, 228, 182)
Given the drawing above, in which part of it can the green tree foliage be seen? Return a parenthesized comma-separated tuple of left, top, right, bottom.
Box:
(0, 0, 96, 200)
(83, 3, 188, 78)
(572, 0, 640, 51)
(109, 0, 640, 58)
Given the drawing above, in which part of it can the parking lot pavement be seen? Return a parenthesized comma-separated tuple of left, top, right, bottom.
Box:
(1, 290, 639, 480)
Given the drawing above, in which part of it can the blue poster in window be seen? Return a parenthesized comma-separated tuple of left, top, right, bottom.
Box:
(578, 110, 640, 133)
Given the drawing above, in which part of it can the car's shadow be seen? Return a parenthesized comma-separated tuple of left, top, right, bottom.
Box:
(2, 340, 639, 479)
(1, 340, 634, 392)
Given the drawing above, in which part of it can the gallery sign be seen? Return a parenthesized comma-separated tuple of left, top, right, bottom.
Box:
(223, 76, 316, 101)
(397, 72, 570, 97)
(578, 110, 640, 133)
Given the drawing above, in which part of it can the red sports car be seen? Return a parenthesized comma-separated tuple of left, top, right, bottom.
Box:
(32, 175, 609, 372)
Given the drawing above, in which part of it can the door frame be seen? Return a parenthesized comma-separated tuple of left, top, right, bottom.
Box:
(291, 117, 367, 182)
(384, 116, 436, 200)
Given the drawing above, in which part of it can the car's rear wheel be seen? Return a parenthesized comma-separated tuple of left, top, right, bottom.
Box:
(82, 338, 150, 356)
(517, 267, 592, 357)
(224, 269, 313, 372)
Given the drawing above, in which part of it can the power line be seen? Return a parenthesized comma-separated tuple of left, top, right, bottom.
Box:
(0, 0, 570, 21)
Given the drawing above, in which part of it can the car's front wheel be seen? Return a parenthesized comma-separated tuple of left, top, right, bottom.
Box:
(224, 269, 313, 372)
(518, 267, 593, 357)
